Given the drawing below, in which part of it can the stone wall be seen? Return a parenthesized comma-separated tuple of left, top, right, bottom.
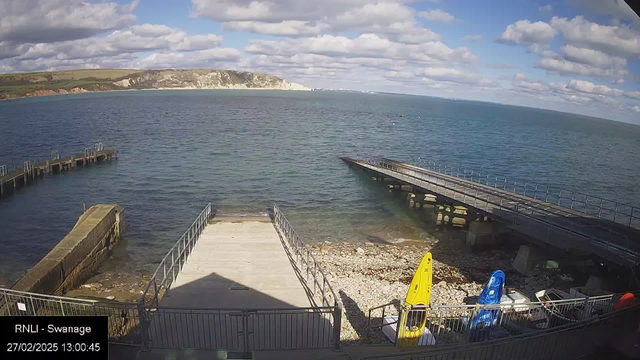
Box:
(12, 204, 125, 295)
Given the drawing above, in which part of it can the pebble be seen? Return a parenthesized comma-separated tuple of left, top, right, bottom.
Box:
(309, 240, 579, 344)
(106, 296, 115, 300)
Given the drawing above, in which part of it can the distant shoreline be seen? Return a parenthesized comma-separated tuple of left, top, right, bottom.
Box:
(0, 68, 310, 101)
(0, 86, 312, 102)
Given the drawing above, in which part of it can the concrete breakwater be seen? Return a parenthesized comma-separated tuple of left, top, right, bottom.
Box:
(12, 204, 125, 295)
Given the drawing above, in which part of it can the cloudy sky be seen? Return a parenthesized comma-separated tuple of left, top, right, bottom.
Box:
(1, 0, 640, 124)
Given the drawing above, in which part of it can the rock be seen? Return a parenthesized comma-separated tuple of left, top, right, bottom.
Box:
(82, 284, 94, 288)
(365, 242, 375, 246)
(437, 280, 447, 287)
(106, 296, 115, 300)
(356, 247, 365, 255)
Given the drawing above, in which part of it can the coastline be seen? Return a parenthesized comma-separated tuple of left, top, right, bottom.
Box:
(0, 85, 313, 102)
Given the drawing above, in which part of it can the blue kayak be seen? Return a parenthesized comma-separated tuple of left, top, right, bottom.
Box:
(470, 270, 506, 336)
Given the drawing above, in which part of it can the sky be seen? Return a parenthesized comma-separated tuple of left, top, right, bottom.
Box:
(1, 1, 640, 124)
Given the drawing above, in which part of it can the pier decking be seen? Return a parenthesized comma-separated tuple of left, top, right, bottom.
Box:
(342, 157, 640, 268)
(139, 205, 341, 351)
(160, 217, 313, 309)
(0, 144, 117, 198)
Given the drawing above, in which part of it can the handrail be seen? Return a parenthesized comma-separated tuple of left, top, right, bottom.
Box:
(363, 301, 640, 359)
(408, 157, 640, 229)
(367, 291, 629, 348)
(139, 203, 212, 307)
(272, 204, 339, 308)
(356, 157, 639, 263)
(1, 287, 99, 304)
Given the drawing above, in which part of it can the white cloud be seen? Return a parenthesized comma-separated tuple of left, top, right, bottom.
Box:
(389, 28, 441, 44)
(223, 20, 328, 36)
(566, 79, 623, 96)
(333, 2, 416, 30)
(496, 20, 557, 45)
(550, 16, 640, 58)
(527, 43, 557, 57)
(0, 0, 138, 43)
(535, 58, 628, 78)
(461, 34, 482, 42)
(136, 48, 241, 68)
(559, 45, 627, 69)
(191, 0, 430, 36)
(419, 10, 456, 24)
(624, 91, 640, 100)
(508, 74, 631, 110)
(539, 5, 553, 13)
(245, 34, 476, 65)
(0, 23, 227, 73)
(13, 24, 223, 62)
(513, 73, 528, 81)
(512, 73, 549, 92)
(418, 67, 495, 86)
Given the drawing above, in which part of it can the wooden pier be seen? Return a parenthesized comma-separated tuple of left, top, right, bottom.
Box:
(0, 146, 117, 198)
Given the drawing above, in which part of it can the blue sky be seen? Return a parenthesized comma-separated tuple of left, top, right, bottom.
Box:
(1, 0, 640, 123)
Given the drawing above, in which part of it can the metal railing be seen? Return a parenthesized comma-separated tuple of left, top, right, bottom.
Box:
(410, 157, 640, 230)
(23, 161, 33, 175)
(272, 203, 342, 348)
(145, 306, 337, 351)
(273, 204, 339, 309)
(363, 299, 640, 360)
(0, 165, 7, 177)
(139, 203, 212, 308)
(51, 150, 60, 160)
(0, 287, 142, 345)
(95, 142, 104, 152)
(357, 157, 639, 263)
(368, 294, 620, 347)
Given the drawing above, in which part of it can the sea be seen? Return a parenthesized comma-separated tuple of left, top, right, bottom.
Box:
(1, 90, 639, 283)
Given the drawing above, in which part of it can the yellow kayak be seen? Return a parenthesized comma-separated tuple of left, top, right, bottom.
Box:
(398, 252, 432, 346)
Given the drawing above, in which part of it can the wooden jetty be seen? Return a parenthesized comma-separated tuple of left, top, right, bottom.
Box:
(0, 144, 117, 198)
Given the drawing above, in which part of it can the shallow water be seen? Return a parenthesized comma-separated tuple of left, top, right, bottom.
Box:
(1, 90, 639, 283)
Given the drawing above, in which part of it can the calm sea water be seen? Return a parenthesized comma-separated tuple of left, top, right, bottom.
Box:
(1, 90, 639, 283)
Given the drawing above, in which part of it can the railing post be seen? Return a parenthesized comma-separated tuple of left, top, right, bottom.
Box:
(138, 302, 149, 349)
(332, 305, 342, 350)
(614, 203, 619, 222)
(153, 278, 159, 307)
(629, 207, 635, 227)
(598, 199, 603, 218)
(171, 252, 175, 283)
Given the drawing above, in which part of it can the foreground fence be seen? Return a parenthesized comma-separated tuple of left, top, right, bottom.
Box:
(364, 301, 640, 360)
(369, 294, 620, 347)
(144, 306, 337, 351)
(0, 287, 142, 345)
